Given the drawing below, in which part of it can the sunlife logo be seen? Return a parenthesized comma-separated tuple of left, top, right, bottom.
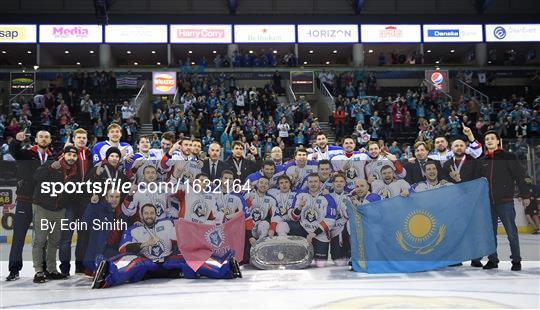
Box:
(493, 26, 507, 39)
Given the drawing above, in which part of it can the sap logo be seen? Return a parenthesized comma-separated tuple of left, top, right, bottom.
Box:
(427, 30, 460, 37)
(0, 30, 19, 39)
(306, 29, 352, 38)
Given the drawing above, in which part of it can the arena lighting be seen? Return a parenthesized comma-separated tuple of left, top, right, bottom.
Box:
(450, 49, 455, 53)
(64, 50, 69, 54)
(249, 50, 253, 54)
(435, 60, 440, 64)
(191, 61, 195, 65)
(427, 49, 432, 53)
(126, 50, 132, 54)
(76, 62, 81, 65)
(151, 50, 156, 54)
(436, 67, 440, 70)
(273, 50, 278, 54)
(188, 50, 193, 54)
(325, 61, 330, 64)
(17, 62, 22, 65)
(157, 62, 161, 65)
(33, 65, 39, 70)
(212, 50, 217, 54)
(333, 50, 338, 54)
(133, 62, 138, 65)
(303, 61, 308, 64)
(368, 49, 374, 53)
(89, 50, 95, 54)
(26, 50, 31, 54)
(1, 50, 6, 54)
(309, 50, 314, 54)
(488, 60, 492, 64)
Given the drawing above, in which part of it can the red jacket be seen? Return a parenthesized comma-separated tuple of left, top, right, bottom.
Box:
(333, 110, 347, 125)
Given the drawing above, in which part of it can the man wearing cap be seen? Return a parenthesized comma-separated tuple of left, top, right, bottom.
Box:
(32, 146, 80, 283)
(90, 146, 131, 186)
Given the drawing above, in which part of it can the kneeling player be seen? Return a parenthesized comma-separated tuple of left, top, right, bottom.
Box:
(91, 204, 241, 289)
(288, 173, 337, 267)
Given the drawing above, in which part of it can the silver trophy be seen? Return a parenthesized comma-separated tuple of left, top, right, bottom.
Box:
(250, 236, 314, 270)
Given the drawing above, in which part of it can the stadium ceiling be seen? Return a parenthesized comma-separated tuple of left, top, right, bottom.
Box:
(1, 0, 539, 24)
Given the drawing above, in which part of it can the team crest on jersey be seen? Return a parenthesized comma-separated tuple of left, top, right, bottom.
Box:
(192, 200, 208, 218)
(305, 208, 318, 223)
(280, 207, 288, 216)
(251, 208, 262, 222)
(205, 226, 225, 248)
(151, 244, 164, 257)
(347, 169, 358, 179)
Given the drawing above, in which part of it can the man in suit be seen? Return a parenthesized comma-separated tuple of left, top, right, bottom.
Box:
(202, 142, 232, 182)
(225, 141, 260, 182)
(405, 141, 440, 185)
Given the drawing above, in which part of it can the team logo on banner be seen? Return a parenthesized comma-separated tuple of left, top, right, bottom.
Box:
(205, 226, 225, 249)
(395, 210, 445, 254)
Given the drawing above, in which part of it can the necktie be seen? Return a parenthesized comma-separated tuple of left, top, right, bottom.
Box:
(212, 163, 216, 177)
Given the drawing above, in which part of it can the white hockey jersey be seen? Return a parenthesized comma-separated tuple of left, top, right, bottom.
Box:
(122, 183, 171, 220)
(371, 179, 411, 199)
(291, 191, 337, 242)
(329, 191, 352, 238)
(268, 188, 296, 222)
(412, 180, 453, 193)
(92, 140, 134, 165)
(120, 219, 176, 262)
(331, 152, 369, 187)
(307, 145, 344, 161)
(365, 155, 406, 181)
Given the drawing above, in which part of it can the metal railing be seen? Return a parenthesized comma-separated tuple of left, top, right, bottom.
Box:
(286, 81, 297, 103)
(131, 81, 148, 114)
(319, 80, 336, 112)
(424, 79, 453, 103)
(456, 79, 490, 105)
(173, 86, 180, 109)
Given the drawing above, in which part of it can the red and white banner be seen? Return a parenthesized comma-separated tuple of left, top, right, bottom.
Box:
(176, 212, 245, 271)
(170, 24, 232, 43)
(361, 24, 421, 43)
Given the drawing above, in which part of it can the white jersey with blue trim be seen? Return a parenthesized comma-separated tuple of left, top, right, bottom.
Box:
(245, 170, 279, 190)
(331, 152, 369, 187)
(214, 192, 248, 224)
(119, 219, 176, 262)
(183, 191, 219, 224)
(122, 183, 172, 220)
(92, 140, 134, 165)
(283, 161, 319, 190)
(329, 191, 353, 238)
(365, 155, 406, 181)
(128, 150, 162, 183)
(268, 188, 296, 222)
(307, 145, 344, 161)
(291, 190, 337, 242)
(371, 179, 411, 199)
(244, 191, 277, 228)
(427, 140, 483, 165)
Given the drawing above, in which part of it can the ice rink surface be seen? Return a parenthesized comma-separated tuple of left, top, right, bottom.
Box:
(1, 235, 539, 309)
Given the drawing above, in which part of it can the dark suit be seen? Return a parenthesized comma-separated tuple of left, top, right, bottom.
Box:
(225, 156, 259, 182)
(404, 159, 440, 185)
(202, 159, 233, 181)
(442, 154, 480, 183)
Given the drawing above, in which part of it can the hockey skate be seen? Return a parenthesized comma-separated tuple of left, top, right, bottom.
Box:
(229, 258, 242, 278)
(91, 260, 109, 289)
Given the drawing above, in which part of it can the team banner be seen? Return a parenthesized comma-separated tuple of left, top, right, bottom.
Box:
(152, 72, 177, 95)
(176, 211, 245, 271)
(348, 178, 496, 273)
(0, 24, 37, 43)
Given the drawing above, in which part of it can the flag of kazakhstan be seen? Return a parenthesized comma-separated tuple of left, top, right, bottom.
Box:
(348, 178, 496, 273)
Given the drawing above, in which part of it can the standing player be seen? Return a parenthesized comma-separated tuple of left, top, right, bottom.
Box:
(328, 173, 353, 265)
(289, 173, 337, 267)
(126, 136, 162, 183)
(268, 175, 296, 236)
(365, 141, 406, 182)
(370, 165, 411, 199)
(299, 160, 335, 194)
(284, 148, 318, 190)
(92, 123, 134, 165)
(245, 160, 278, 189)
(331, 137, 369, 188)
(307, 133, 344, 161)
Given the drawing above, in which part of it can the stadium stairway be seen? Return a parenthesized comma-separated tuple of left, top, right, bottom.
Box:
(138, 123, 154, 138)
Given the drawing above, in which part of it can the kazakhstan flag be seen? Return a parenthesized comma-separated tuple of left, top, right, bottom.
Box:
(348, 178, 496, 273)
